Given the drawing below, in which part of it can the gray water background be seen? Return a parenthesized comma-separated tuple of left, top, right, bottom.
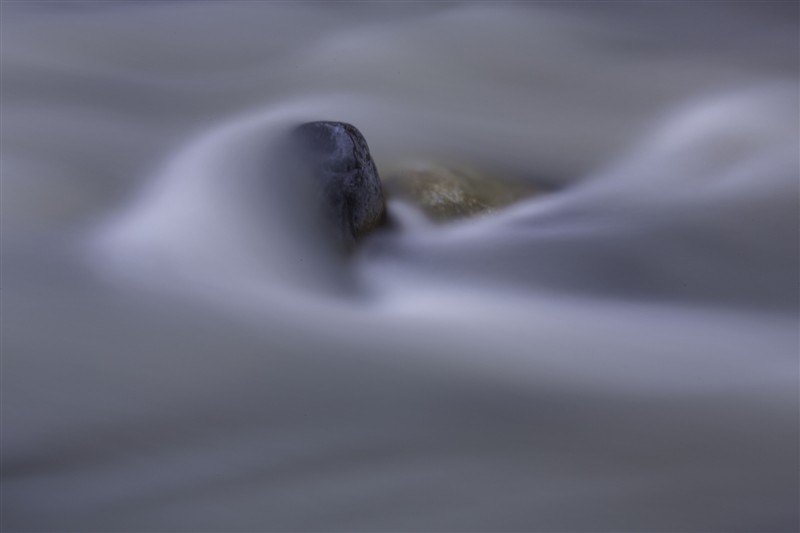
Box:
(2, 2, 798, 531)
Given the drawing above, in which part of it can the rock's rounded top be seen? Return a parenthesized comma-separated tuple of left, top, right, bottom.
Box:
(288, 121, 386, 249)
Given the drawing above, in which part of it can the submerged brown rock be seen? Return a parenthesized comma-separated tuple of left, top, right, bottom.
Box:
(382, 162, 541, 222)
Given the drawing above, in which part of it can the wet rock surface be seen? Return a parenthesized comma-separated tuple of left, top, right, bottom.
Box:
(288, 121, 386, 248)
(288, 122, 542, 247)
(382, 162, 541, 222)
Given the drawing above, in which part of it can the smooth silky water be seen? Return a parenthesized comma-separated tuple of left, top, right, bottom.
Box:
(2, 2, 798, 531)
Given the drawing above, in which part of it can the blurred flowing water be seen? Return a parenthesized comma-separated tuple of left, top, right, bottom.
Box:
(2, 2, 798, 531)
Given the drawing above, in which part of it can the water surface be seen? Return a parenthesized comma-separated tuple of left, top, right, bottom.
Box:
(2, 2, 798, 531)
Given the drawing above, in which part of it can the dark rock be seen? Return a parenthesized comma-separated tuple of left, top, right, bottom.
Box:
(287, 121, 386, 249)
